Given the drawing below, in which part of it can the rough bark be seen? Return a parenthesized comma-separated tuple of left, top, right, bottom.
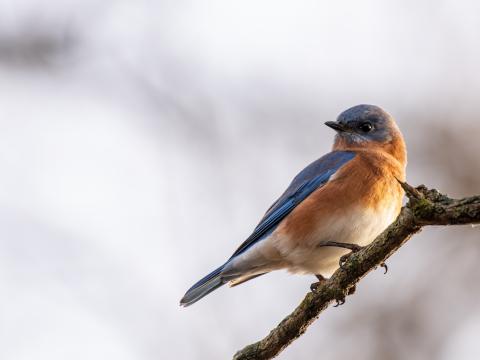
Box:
(233, 184, 480, 360)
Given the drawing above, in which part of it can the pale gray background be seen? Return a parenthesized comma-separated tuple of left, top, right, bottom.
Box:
(0, 1, 480, 359)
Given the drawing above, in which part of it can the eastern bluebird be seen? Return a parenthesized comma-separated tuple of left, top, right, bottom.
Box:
(180, 104, 407, 306)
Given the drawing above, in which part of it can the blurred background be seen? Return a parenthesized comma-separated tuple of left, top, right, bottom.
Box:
(0, 1, 479, 359)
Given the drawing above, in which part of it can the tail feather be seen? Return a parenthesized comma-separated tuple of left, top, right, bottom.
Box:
(180, 264, 227, 307)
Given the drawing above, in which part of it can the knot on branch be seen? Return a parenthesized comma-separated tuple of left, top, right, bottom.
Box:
(399, 183, 451, 222)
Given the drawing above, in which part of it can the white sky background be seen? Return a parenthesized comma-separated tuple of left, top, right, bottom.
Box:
(0, 1, 480, 359)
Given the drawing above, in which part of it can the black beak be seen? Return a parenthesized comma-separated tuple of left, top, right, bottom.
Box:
(324, 121, 347, 132)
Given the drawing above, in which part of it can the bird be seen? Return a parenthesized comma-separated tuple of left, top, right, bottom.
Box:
(180, 104, 407, 307)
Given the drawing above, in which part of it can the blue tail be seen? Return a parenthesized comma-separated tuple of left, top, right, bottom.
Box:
(180, 264, 227, 307)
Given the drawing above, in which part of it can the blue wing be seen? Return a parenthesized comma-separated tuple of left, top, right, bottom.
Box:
(230, 150, 356, 258)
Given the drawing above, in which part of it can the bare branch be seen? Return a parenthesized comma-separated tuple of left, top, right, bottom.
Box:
(233, 184, 480, 360)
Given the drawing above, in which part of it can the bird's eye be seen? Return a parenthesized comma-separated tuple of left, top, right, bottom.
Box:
(359, 122, 373, 133)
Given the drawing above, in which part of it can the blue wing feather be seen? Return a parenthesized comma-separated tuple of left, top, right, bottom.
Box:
(180, 150, 356, 306)
(230, 150, 356, 258)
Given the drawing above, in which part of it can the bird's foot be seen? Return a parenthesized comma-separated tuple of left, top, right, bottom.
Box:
(379, 262, 388, 274)
(319, 241, 364, 269)
(333, 284, 357, 307)
(310, 274, 327, 293)
(332, 243, 364, 269)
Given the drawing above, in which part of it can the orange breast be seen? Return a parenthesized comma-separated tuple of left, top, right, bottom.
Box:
(277, 150, 405, 246)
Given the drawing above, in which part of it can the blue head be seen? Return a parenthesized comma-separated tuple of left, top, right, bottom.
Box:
(325, 104, 406, 163)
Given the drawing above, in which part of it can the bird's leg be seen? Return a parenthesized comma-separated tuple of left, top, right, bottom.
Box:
(319, 241, 364, 269)
(310, 274, 327, 293)
(319, 241, 389, 274)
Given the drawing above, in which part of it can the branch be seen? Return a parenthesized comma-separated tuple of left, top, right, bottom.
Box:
(233, 184, 480, 360)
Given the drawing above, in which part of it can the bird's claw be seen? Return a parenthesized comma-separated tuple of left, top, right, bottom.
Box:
(333, 284, 357, 307)
(339, 254, 351, 269)
(310, 281, 322, 293)
(338, 244, 364, 269)
(380, 262, 388, 274)
(310, 275, 327, 293)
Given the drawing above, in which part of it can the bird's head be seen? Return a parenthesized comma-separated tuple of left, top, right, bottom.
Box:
(325, 104, 406, 165)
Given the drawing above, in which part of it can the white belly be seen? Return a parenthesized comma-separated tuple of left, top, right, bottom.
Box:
(222, 200, 400, 282)
(278, 203, 399, 277)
